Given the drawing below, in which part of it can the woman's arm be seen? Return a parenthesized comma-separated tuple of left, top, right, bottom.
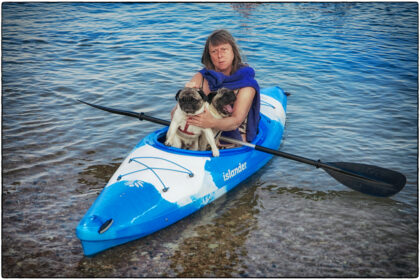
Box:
(187, 86, 256, 131)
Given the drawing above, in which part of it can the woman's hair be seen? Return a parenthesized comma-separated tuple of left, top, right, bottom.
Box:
(201, 29, 244, 74)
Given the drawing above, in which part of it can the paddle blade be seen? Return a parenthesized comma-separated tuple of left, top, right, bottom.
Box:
(322, 162, 406, 197)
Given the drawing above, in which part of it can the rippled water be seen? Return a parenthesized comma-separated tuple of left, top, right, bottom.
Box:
(2, 2, 418, 277)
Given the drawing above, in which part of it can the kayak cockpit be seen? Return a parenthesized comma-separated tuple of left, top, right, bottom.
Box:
(142, 115, 271, 157)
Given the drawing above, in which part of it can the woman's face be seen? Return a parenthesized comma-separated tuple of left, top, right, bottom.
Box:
(209, 42, 234, 75)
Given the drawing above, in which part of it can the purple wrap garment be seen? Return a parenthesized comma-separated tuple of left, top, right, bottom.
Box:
(199, 66, 260, 142)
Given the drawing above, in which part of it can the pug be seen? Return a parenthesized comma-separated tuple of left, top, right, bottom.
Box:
(165, 87, 220, 157)
(199, 87, 237, 151)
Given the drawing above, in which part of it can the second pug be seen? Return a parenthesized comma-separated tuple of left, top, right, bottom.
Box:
(199, 87, 237, 151)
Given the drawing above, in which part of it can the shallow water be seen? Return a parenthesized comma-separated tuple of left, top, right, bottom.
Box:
(2, 2, 418, 277)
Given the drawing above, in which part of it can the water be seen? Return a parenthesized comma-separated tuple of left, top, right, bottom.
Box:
(2, 2, 418, 277)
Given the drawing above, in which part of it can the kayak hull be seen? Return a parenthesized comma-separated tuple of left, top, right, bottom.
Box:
(76, 86, 287, 256)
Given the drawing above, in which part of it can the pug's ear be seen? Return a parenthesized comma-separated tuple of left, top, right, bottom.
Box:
(175, 90, 181, 100)
(207, 91, 217, 103)
(198, 89, 208, 102)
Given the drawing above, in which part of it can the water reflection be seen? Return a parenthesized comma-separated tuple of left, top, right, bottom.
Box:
(242, 183, 418, 277)
(167, 182, 261, 277)
(77, 162, 120, 187)
(263, 184, 343, 201)
(231, 3, 260, 18)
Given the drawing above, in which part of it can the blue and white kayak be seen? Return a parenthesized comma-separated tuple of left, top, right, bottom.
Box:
(76, 86, 288, 256)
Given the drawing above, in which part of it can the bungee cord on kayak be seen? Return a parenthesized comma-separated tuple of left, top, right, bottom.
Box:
(116, 156, 194, 192)
(260, 99, 276, 109)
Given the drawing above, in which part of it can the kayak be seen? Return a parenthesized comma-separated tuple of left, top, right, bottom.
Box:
(76, 86, 288, 256)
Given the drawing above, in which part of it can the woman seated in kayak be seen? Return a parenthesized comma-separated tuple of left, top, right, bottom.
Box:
(183, 29, 260, 147)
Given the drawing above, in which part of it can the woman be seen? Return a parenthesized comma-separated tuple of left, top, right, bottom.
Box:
(185, 29, 260, 145)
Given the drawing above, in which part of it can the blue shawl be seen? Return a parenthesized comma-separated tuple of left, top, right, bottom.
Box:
(199, 66, 260, 142)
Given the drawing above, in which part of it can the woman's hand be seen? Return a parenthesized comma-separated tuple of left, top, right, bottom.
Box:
(187, 108, 215, 128)
(185, 81, 199, 88)
(185, 73, 210, 94)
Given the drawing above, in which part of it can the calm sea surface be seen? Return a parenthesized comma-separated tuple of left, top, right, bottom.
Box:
(2, 2, 418, 277)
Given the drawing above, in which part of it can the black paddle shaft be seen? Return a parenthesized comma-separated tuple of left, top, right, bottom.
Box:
(78, 99, 407, 197)
(139, 113, 170, 126)
(78, 100, 171, 125)
(255, 144, 370, 179)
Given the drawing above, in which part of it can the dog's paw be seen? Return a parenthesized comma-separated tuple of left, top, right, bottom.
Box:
(165, 140, 173, 147)
(212, 149, 220, 157)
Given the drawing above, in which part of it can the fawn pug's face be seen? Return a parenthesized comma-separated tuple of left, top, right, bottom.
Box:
(208, 88, 236, 117)
(176, 87, 208, 115)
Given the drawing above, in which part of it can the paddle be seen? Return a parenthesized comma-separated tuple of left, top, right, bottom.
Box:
(78, 99, 406, 197)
